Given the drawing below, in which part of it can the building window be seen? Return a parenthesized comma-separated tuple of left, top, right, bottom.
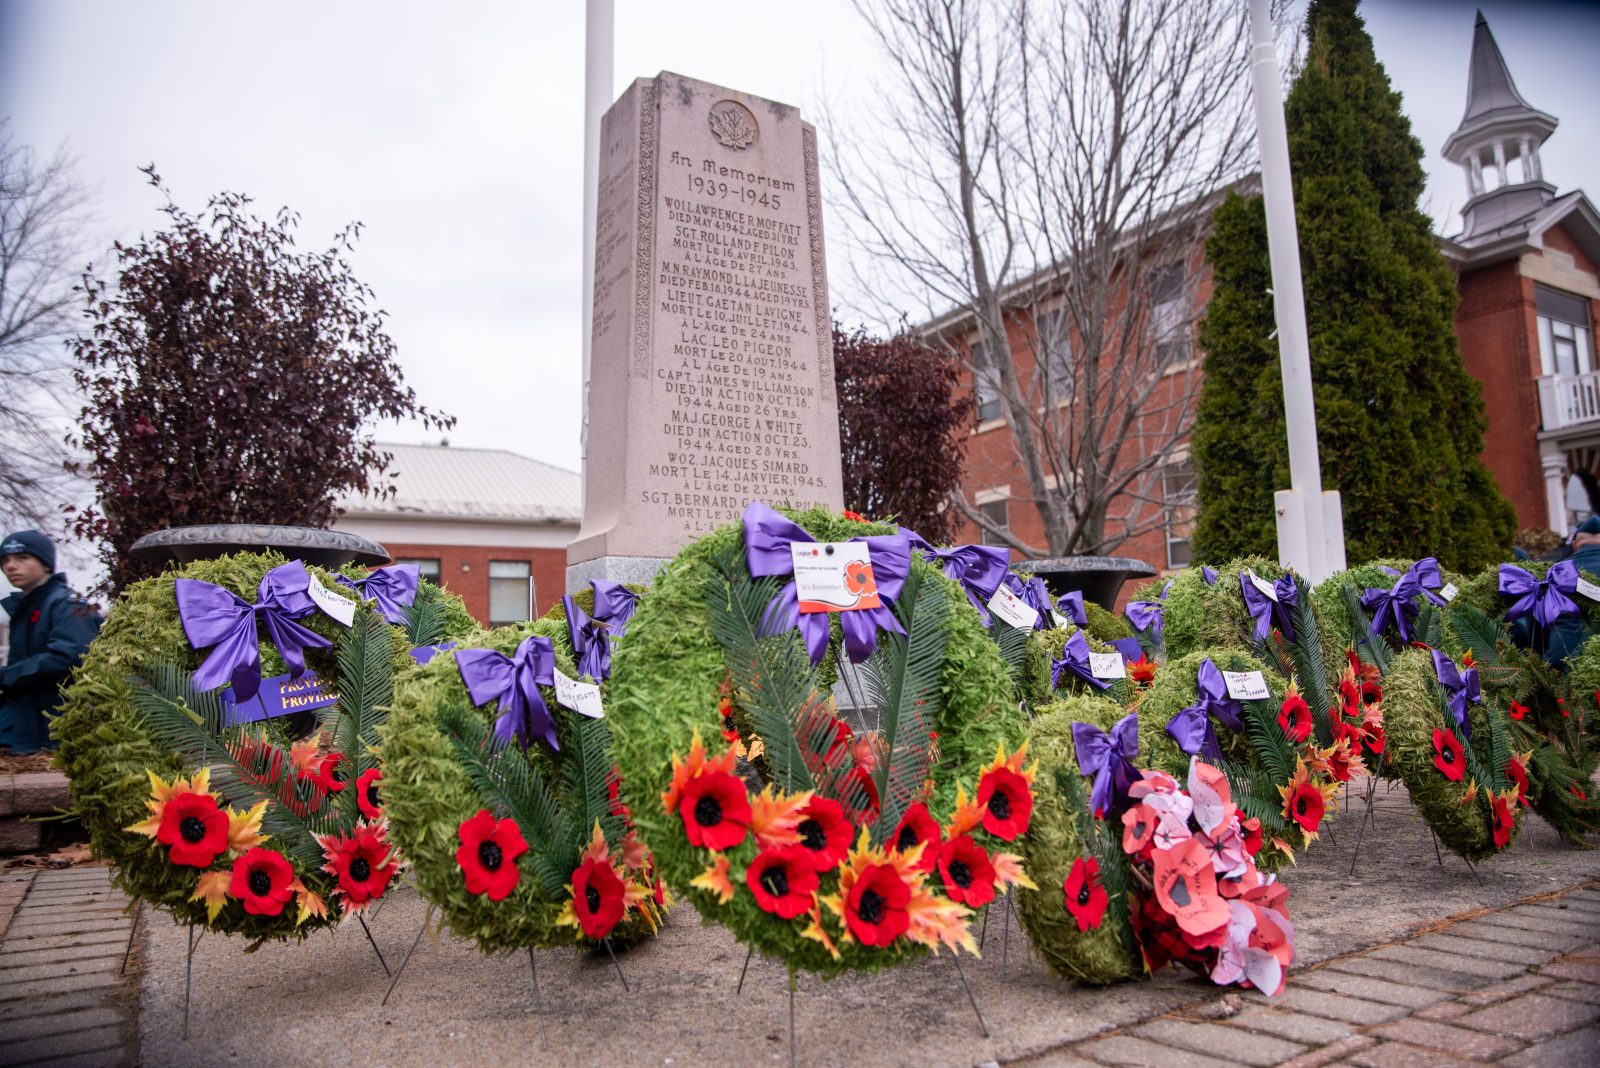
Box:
(1537, 285, 1594, 378)
(979, 498, 1009, 546)
(1150, 263, 1188, 365)
(1162, 460, 1198, 569)
(392, 557, 441, 584)
(488, 560, 533, 627)
(972, 341, 1003, 423)
(1036, 308, 1073, 395)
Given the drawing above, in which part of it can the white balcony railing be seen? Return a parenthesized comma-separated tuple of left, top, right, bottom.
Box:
(1538, 371, 1600, 433)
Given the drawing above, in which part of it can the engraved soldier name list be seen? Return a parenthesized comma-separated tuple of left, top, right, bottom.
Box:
(569, 72, 843, 573)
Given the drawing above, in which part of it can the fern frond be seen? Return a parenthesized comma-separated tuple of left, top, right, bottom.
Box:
(325, 611, 396, 826)
(1341, 584, 1390, 673)
(1285, 579, 1335, 746)
(558, 711, 626, 855)
(404, 582, 452, 647)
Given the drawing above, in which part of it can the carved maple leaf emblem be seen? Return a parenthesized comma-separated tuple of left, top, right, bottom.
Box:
(709, 103, 756, 150)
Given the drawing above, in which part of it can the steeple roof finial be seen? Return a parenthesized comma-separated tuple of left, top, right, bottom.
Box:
(1442, 11, 1557, 168)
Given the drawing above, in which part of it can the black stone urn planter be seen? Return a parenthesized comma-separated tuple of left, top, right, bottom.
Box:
(1011, 555, 1159, 610)
(129, 524, 390, 569)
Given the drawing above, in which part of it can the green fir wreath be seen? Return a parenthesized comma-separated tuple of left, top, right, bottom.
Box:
(53, 552, 477, 941)
(1020, 624, 1138, 713)
(1015, 695, 1142, 985)
(1127, 566, 1211, 662)
(379, 617, 667, 953)
(1452, 559, 1600, 636)
(606, 506, 1031, 980)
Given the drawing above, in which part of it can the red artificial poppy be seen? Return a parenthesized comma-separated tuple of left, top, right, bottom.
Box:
(356, 767, 384, 821)
(794, 796, 852, 872)
(1325, 742, 1356, 784)
(229, 847, 294, 917)
(606, 769, 630, 820)
(456, 809, 529, 901)
(1432, 729, 1465, 782)
(976, 764, 1033, 841)
(1561, 697, 1571, 719)
(1505, 756, 1530, 807)
(571, 854, 628, 939)
(1121, 802, 1156, 856)
(157, 790, 229, 868)
(718, 696, 739, 743)
(891, 802, 942, 871)
(323, 824, 398, 906)
(1127, 655, 1158, 687)
(841, 510, 868, 522)
(1338, 673, 1361, 718)
(1491, 792, 1516, 850)
(746, 845, 820, 919)
(1571, 784, 1588, 801)
(1277, 692, 1312, 743)
(308, 751, 347, 794)
(1063, 856, 1108, 932)
(1508, 701, 1528, 721)
(936, 835, 998, 908)
(844, 862, 912, 947)
(1284, 782, 1325, 834)
(1240, 816, 1263, 856)
(1362, 722, 1387, 760)
(677, 769, 752, 851)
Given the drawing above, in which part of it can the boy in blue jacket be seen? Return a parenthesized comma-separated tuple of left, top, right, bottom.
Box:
(1, 530, 102, 753)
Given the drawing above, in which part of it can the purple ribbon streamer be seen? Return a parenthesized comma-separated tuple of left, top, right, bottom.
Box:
(1109, 637, 1145, 663)
(562, 579, 640, 682)
(1240, 573, 1299, 641)
(456, 636, 559, 752)
(1072, 712, 1140, 818)
(1500, 561, 1580, 629)
(921, 543, 1010, 625)
(1051, 630, 1111, 691)
(1201, 565, 1218, 586)
(1160, 578, 1174, 600)
(1359, 557, 1444, 644)
(1165, 658, 1245, 763)
(1430, 649, 1481, 739)
(335, 563, 419, 625)
(175, 561, 332, 704)
(745, 502, 909, 665)
(1125, 599, 1164, 640)
(1006, 573, 1054, 631)
(1057, 590, 1088, 628)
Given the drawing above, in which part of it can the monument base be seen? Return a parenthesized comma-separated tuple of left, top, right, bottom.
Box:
(565, 555, 671, 594)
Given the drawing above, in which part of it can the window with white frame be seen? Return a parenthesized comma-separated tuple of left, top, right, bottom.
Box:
(979, 498, 1009, 546)
(1162, 460, 1198, 568)
(1036, 307, 1073, 396)
(488, 560, 533, 627)
(1150, 263, 1188, 365)
(972, 340, 1003, 422)
(1537, 285, 1595, 378)
(392, 557, 441, 584)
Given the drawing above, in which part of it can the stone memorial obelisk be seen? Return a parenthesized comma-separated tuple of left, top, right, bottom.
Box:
(567, 72, 844, 590)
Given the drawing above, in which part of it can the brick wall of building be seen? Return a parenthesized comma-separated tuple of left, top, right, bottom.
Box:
(377, 542, 569, 626)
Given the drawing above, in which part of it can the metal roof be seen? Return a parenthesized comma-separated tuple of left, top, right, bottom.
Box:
(336, 443, 581, 524)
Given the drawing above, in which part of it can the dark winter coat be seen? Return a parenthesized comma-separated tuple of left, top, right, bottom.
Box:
(1, 573, 102, 752)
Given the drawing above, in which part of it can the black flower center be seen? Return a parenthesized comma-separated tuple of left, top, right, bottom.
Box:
(760, 865, 790, 899)
(1295, 797, 1308, 816)
(350, 857, 371, 882)
(988, 790, 1011, 821)
(585, 885, 601, 913)
(798, 818, 827, 852)
(895, 825, 920, 852)
(248, 869, 272, 896)
(366, 782, 381, 808)
(858, 888, 885, 925)
(479, 840, 503, 871)
(1444, 746, 1457, 764)
(694, 795, 723, 827)
(723, 713, 736, 731)
(1077, 882, 1092, 906)
(1132, 819, 1149, 839)
(1169, 878, 1192, 907)
(179, 816, 208, 843)
(948, 860, 972, 888)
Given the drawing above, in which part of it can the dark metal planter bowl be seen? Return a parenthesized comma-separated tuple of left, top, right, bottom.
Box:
(1011, 555, 1159, 610)
(129, 524, 390, 569)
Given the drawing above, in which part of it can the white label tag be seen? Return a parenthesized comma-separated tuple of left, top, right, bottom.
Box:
(1050, 609, 1069, 631)
(1439, 581, 1459, 603)
(1223, 670, 1270, 701)
(1577, 577, 1600, 602)
(986, 584, 1040, 630)
(1245, 570, 1278, 603)
(306, 577, 356, 627)
(790, 543, 882, 613)
(1088, 651, 1127, 680)
(553, 669, 604, 718)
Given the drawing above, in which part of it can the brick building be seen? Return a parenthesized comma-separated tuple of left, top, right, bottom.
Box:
(334, 444, 579, 626)
(941, 11, 1597, 580)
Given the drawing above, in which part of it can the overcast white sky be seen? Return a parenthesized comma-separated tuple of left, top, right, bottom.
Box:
(1, 0, 1596, 486)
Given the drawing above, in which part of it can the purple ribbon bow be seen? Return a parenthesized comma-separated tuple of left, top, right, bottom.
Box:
(1073, 712, 1140, 818)
(1125, 599, 1164, 641)
(1109, 637, 1145, 663)
(745, 502, 909, 665)
(1165, 658, 1245, 762)
(1058, 590, 1088, 628)
(1500, 561, 1580, 629)
(562, 580, 639, 682)
(175, 561, 332, 704)
(335, 563, 419, 625)
(1360, 557, 1445, 643)
(1240, 573, 1299, 641)
(1201, 565, 1218, 586)
(921, 543, 1010, 625)
(1051, 630, 1111, 691)
(1006, 573, 1054, 631)
(456, 636, 559, 752)
(1430, 649, 1481, 739)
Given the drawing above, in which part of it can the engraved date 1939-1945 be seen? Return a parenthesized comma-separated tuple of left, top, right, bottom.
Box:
(687, 174, 782, 209)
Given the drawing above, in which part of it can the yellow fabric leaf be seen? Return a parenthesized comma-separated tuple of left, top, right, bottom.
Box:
(189, 870, 231, 924)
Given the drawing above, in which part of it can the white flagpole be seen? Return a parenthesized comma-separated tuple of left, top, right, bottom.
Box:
(581, 0, 615, 492)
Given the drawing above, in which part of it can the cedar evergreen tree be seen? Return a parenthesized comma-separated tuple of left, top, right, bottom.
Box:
(1191, 0, 1513, 571)
(69, 168, 453, 593)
